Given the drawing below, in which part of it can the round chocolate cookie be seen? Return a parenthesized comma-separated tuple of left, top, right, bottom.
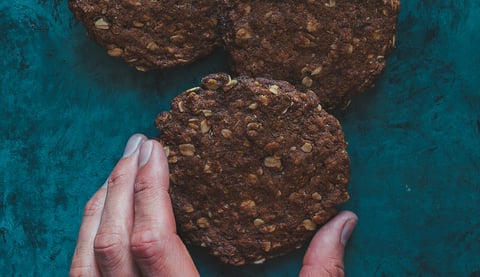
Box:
(69, 0, 221, 71)
(221, 0, 400, 110)
(155, 73, 350, 265)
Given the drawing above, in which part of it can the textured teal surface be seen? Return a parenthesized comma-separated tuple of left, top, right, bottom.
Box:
(1, 1, 480, 276)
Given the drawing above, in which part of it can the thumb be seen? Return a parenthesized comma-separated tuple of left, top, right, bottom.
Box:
(299, 211, 358, 277)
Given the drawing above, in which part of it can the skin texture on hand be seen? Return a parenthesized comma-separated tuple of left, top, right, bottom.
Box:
(299, 211, 358, 277)
(70, 134, 357, 277)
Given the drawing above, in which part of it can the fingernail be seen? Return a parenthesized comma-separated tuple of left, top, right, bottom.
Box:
(138, 140, 153, 168)
(123, 134, 145, 158)
(340, 218, 358, 246)
(101, 178, 109, 189)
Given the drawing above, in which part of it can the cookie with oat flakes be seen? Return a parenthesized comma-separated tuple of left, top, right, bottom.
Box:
(69, 0, 222, 71)
(221, 0, 400, 110)
(155, 73, 350, 265)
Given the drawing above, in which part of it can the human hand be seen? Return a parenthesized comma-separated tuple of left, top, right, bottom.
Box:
(69, 134, 199, 276)
(299, 210, 358, 277)
(70, 134, 357, 277)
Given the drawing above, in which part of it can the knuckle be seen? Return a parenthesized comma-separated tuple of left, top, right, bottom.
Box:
(130, 230, 168, 264)
(130, 231, 164, 259)
(82, 194, 104, 218)
(108, 169, 131, 189)
(94, 232, 125, 266)
(69, 264, 95, 277)
(300, 258, 345, 277)
(321, 258, 345, 277)
(70, 247, 96, 277)
(320, 266, 345, 277)
(134, 177, 156, 195)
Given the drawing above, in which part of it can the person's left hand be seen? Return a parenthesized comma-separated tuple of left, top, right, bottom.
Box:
(70, 134, 199, 276)
(70, 134, 357, 277)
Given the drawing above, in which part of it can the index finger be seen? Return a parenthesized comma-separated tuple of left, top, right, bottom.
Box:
(131, 140, 199, 276)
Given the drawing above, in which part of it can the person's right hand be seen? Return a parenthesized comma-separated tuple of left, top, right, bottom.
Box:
(299, 210, 358, 277)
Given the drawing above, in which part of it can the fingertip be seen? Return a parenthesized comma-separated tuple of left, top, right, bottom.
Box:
(314, 210, 358, 247)
(138, 140, 154, 168)
(338, 211, 358, 246)
(133, 138, 173, 230)
(130, 133, 148, 142)
(327, 210, 358, 223)
(302, 210, 358, 269)
(122, 134, 147, 158)
(152, 139, 169, 162)
(138, 139, 168, 166)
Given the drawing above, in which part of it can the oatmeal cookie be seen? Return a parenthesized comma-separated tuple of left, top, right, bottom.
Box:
(155, 73, 350, 265)
(221, 0, 400, 110)
(69, 0, 221, 71)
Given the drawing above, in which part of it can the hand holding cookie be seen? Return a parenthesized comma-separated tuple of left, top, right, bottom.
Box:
(70, 134, 357, 276)
(69, 135, 199, 277)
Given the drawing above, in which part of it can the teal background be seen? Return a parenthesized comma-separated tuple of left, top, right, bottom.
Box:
(1, 1, 479, 276)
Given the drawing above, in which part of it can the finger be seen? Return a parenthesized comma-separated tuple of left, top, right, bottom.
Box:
(130, 140, 199, 277)
(94, 134, 146, 277)
(299, 211, 358, 277)
(70, 183, 107, 277)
